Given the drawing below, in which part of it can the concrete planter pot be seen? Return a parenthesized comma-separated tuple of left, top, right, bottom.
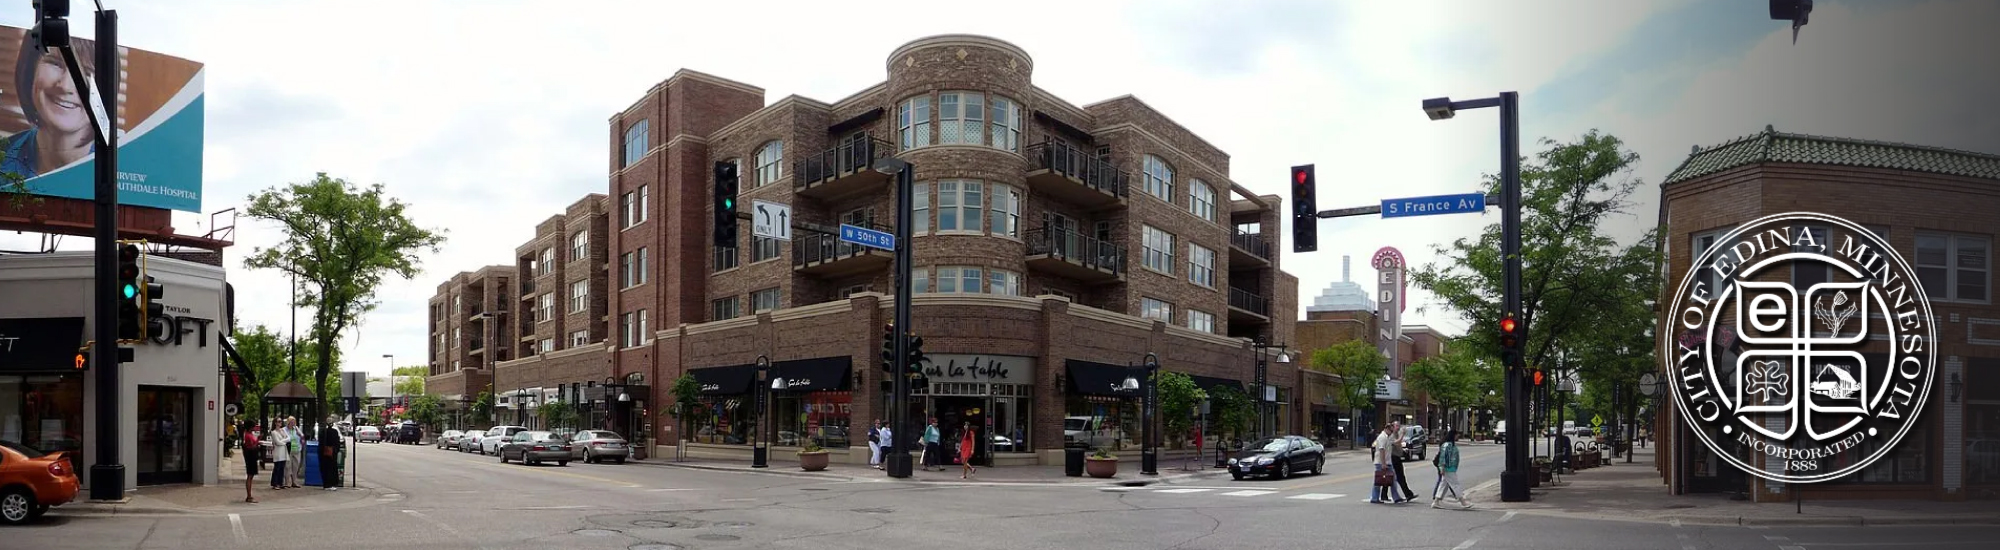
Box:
(798, 451, 831, 471)
(1085, 457, 1119, 478)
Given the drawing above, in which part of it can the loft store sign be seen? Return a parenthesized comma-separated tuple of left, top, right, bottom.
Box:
(148, 304, 216, 348)
(923, 354, 1037, 384)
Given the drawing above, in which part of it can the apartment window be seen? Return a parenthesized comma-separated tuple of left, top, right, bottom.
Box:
(452, 296, 460, 311)
(989, 184, 1021, 238)
(1142, 155, 1174, 200)
(1916, 232, 1990, 302)
(1189, 179, 1216, 222)
(1142, 225, 1176, 274)
(622, 119, 649, 167)
(569, 330, 589, 348)
(537, 293, 554, 323)
(712, 297, 741, 321)
(898, 95, 932, 151)
(987, 269, 1022, 296)
(1188, 244, 1216, 287)
(637, 248, 649, 285)
(912, 268, 930, 294)
(1187, 310, 1216, 333)
(839, 285, 870, 299)
(938, 180, 983, 233)
(571, 232, 588, 261)
(539, 338, 554, 353)
(937, 266, 983, 293)
(621, 191, 636, 228)
(638, 310, 648, 346)
(453, 360, 460, 371)
(1140, 297, 1172, 323)
(939, 91, 985, 146)
(751, 287, 781, 313)
(539, 248, 555, 275)
(452, 327, 461, 348)
(620, 252, 635, 288)
(713, 245, 739, 272)
(638, 185, 649, 224)
(751, 236, 780, 263)
(620, 312, 637, 348)
(755, 140, 784, 186)
(912, 182, 930, 234)
(1690, 228, 1732, 299)
(988, 95, 1022, 152)
(569, 280, 588, 313)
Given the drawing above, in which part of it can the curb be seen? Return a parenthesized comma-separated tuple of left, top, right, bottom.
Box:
(636, 460, 857, 481)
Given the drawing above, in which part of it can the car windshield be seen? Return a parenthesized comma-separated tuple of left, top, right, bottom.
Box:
(1249, 439, 1288, 452)
(1064, 418, 1087, 431)
(592, 431, 622, 440)
(0, 440, 46, 458)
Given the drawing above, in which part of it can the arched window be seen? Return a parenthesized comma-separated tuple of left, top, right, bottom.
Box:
(755, 141, 784, 186)
(1189, 179, 1216, 222)
(1142, 155, 1174, 200)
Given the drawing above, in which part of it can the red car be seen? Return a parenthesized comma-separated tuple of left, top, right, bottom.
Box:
(0, 441, 79, 525)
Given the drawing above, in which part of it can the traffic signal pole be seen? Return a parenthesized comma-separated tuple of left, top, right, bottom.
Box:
(886, 161, 915, 479)
(1497, 92, 1528, 502)
(88, 8, 126, 501)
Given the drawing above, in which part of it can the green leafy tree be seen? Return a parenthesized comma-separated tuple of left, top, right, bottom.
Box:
(1206, 384, 1255, 442)
(1, 149, 35, 208)
(228, 324, 337, 421)
(241, 173, 447, 419)
(408, 393, 444, 430)
(667, 373, 703, 441)
(1406, 340, 1487, 432)
(471, 389, 494, 427)
(538, 400, 578, 431)
(1409, 130, 1663, 413)
(1310, 340, 1387, 415)
(1152, 371, 1207, 448)
(393, 374, 426, 397)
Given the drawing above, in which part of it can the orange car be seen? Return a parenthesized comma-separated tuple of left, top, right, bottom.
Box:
(0, 441, 79, 525)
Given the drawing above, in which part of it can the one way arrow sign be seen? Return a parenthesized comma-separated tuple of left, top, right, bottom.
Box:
(752, 200, 792, 241)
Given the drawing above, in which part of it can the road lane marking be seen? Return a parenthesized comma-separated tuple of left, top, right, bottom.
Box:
(1221, 490, 1276, 497)
(1765, 535, 1792, 541)
(1670, 518, 1682, 528)
(228, 513, 247, 544)
(1452, 538, 1479, 550)
(1780, 546, 1805, 550)
(649, 488, 704, 492)
(403, 509, 493, 550)
(1497, 511, 1518, 524)
(1288, 493, 1344, 500)
(1156, 488, 1215, 494)
(522, 505, 591, 510)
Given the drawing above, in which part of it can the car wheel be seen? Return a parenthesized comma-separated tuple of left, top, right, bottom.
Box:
(1278, 461, 1291, 479)
(616, 458, 626, 464)
(1312, 457, 1324, 475)
(0, 488, 33, 525)
(559, 461, 569, 467)
(499, 452, 508, 463)
(1231, 472, 1244, 481)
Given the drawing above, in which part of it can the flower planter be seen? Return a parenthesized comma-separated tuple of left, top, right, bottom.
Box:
(798, 451, 830, 471)
(1085, 457, 1119, 478)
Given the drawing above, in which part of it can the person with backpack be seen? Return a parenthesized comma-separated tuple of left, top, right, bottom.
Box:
(242, 422, 263, 503)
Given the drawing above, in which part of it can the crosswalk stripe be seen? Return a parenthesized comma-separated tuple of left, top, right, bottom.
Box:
(1287, 493, 1344, 500)
(1156, 488, 1215, 494)
(1221, 490, 1277, 497)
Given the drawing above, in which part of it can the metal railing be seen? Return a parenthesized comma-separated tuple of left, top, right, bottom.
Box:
(1230, 231, 1273, 261)
(1025, 224, 1125, 275)
(520, 280, 535, 294)
(469, 339, 485, 351)
(1026, 139, 1129, 198)
(1229, 287, 1270, 316)
(795, 135, 895, 188)
(793, 222, 895, 266)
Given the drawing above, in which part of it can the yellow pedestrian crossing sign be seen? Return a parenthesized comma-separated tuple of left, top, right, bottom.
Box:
(1591, 414, 1605, 427)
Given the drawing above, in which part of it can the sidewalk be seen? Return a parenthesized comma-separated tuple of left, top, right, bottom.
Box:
(633, 445, 1373, 486)
(1461, 446, 2000, 526)
(64, 446, 387, 516)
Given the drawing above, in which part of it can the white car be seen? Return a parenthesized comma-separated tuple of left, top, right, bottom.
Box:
(479, 426, 529, 455)
(354, 426, 383, 443)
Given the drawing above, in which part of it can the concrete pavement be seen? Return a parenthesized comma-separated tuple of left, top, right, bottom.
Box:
(62, 441, 391, 517)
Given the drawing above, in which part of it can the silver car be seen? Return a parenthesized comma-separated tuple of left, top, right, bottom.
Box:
(568, 430, 630, 464)
(435, 430, 465, 450)
(499, 431, 571, 466)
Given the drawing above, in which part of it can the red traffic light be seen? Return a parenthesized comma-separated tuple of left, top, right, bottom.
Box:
(1532, 370, 1544, 386)
(73, 352, 86, 369)
(1294, 168, 1308, 185)
(1500, 317, 1517, 333)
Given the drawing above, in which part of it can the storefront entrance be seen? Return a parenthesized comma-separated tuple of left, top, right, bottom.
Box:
(137, 386, 195, 485)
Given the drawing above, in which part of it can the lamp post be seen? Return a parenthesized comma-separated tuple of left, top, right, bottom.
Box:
(383, 354, 396, 413)
(1250, 342, 1290, 441)
(1125, 353, 1161, 476)
(752, 355, 772, 468)
(1423, 90, 1525, 502)
(517, 387, 527, 426)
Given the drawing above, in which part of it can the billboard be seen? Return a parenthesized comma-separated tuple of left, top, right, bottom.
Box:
(0, 25, 204, 212)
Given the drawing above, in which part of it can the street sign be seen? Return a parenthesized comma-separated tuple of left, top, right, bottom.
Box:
(839, 223, 895, 251)
(1591, 414, 1605, 427)
(340, 371, 366, 399)
(753, 200, 792, 241)
(1381, 192, 1487, 219)
(343, 396, 361, 415)
(1638, 372, 1659, 396)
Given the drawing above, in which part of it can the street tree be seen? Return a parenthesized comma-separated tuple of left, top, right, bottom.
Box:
(393, 374, 426, 397)
(471, 389, 494, 427)
(1405, 340, 1490, 433)
(1309, 340, 1387, 422)
(1410, 130, 1662, 403)
(1152, 371, 1207, 448)
(241, 173, 447, 418)
(408, 394, 444, 430)
(228, 324, 336, 421)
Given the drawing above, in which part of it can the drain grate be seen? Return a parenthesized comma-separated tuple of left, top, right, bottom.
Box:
(694, 534, 740, 542)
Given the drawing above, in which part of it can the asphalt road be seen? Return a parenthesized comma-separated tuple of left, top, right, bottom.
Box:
(9, 440, 1996, 549)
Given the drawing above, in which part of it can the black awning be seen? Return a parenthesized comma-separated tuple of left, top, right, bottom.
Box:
(775, 356, 852, 392)
(1066, 359, 1137, 397)
(0, 317, 85, 373)
(691, 365, 756, 395)
(1189, 375, 1244, 396)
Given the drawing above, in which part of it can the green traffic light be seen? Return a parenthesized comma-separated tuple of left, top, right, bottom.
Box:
(122, 284, 138, 299)
(723, 198, 734, 209)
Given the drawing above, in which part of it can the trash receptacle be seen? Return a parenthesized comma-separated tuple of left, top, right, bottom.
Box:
(303, 440, 323, 486)
(1064, 443, 1087, 477)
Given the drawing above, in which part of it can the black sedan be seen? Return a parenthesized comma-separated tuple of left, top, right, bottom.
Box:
(1227, 436, 1324, 480)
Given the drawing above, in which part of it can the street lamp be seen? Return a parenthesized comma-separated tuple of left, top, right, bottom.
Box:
(752, 355, 772, 468)
(1423, 90, 1525, 502)
(1251, 342, 1290, 441)
(382, 354, 395, 411)
(1127, 353, 1161, 475)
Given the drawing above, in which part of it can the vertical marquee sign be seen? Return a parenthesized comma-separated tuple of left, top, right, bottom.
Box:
(1373, 247, 1407, 373)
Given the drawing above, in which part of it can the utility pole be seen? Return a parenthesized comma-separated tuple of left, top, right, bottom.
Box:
(877, 157, 915, 479)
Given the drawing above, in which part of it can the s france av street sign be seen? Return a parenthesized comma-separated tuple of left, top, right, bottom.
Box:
(1382, 192, 1487, 219)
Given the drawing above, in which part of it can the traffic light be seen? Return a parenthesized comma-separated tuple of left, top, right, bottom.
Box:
(1531, 368, 1545, 387)
(31, 0, 70, 51)
(143, 274, 165, 337)
(880, 323, 897, 372)
(116, 243, 143, 341)
(1290, 164, 1317, 253)
(74, 350, 87, 370)
(1497, 311, 1522, 367)
(906, 333, 927, 374)
(714, 161, 740, 248)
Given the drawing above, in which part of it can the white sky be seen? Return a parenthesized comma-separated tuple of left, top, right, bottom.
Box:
(2, 1, 1994, 378)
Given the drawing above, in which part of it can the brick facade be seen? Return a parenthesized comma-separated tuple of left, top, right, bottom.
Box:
(424, 265, 514, 399)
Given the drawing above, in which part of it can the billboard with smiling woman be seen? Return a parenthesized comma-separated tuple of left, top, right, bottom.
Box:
(0, 25, 204, 213)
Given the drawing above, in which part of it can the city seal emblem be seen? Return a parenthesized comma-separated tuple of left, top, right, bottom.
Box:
(1662, 212, 1937, 484)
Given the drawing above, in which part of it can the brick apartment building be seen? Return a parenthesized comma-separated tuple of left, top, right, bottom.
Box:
(1658, 126, 1999, 502)
(571, 34, 1303, 466)
(425, 265, 513, 407)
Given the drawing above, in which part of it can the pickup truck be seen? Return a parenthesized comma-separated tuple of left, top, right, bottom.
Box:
(1063, 416, 1124, 449)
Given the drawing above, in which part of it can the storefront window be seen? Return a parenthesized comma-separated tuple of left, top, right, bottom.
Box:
(1824, 420, 1933, 484)
(1969, 403, 2000, 485)
(689, 395, 755, 444)
(774, 391, 852, 448)
(1064, 395, 1138, 452)
(0, 375, 85, 456)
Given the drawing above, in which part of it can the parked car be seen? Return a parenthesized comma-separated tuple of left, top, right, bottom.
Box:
(457, 430, 485, 453)
(435, 430, 464, 450)
(479, 426, 529, 455)
(567, 431, 630, 464)
(499, 431, 571, 466)
(1401, 425, 1429, 461)
(395, 422, 422, 445)
(354, 426, 383, 443)
(0, 440, 79, 525)
(1227, 435, 1324, 480)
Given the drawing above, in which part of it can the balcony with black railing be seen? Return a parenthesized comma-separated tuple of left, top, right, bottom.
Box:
(1228, 231, 1274, 267)
(1024, 224, 1125, 283)
(1228, 286, 1271, 322)
(1025, 139, 1128, 210)
(794, 135, 895, 199)
(793, 222, 895, 277)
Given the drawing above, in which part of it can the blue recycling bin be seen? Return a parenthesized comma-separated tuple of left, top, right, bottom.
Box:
(303, 440, 324, 486)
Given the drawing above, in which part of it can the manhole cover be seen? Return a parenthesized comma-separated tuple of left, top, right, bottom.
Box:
(714, 521, 753, 529)
(852, 508, 893, 514)
(631, 519, 681, 528)
(631, 545, 682, 550)
(573, 529, 620, 536)
(694, 534, 740, 542)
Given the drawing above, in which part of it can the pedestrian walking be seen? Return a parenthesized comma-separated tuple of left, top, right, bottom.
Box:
(922, 417, 942, 471)
(318, 417, 344, 490)
(1370, 424, 1404, 503)
(958, 422, 977, 479)
(877, 421, 894, 471)
(868, 418, 883, 469)
(268, 419, 291, 490)
(284, 417, 305, 488)
(1391, 425, 1419, 502)
(242, 422, 262, 503)
(1431, 430, 1473, 509)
